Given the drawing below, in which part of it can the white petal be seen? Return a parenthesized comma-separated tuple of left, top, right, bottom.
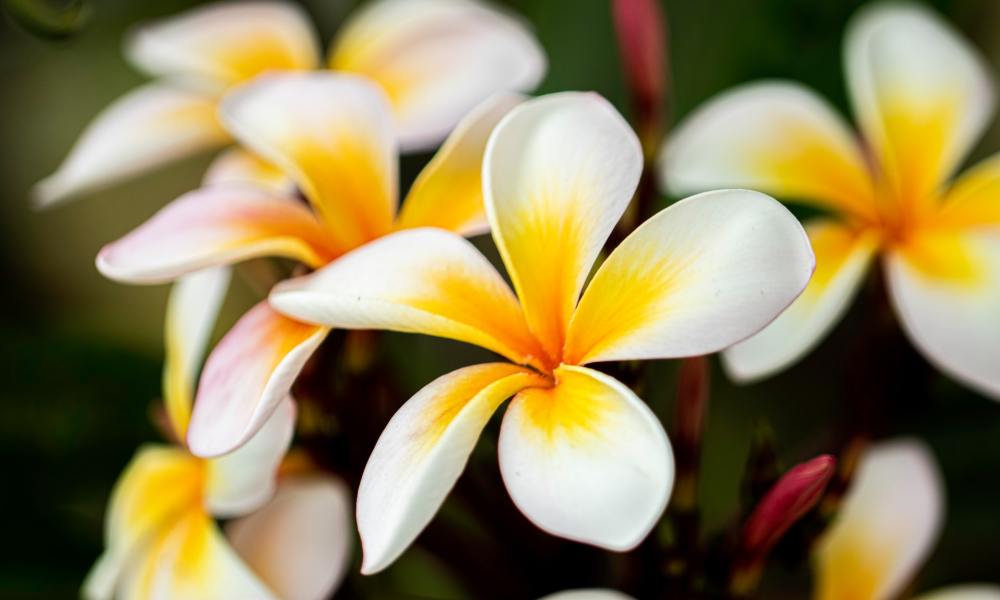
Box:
(357, 363, 545, 574)
(228, 475, 353, 600)
(330, 0, 545, 151)
(814, 439, 944, 600)
(498, 365, 673, 551)
(660, 81, 875, 219)
(126, 1, 319, 91)
(188, 302, 327, 457)
(722, 220, 877, 382)
(204, 398, 296, 518)
(886, 229, 1000, 399)
(483, 92, 643, 360)
(33, 84, 226, 208)
(220, 72, 398, 251)
(845, 3, 996, 199)
(163, 267, 231, 437)
(270, 228, 546, 369)
(916, 586, 1000, 600)
(538, 591, 635, 600)
(564, 190, 815, 365)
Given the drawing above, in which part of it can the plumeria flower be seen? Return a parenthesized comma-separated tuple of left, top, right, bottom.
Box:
(85, 269, 351, 600)
(541, 442, 1000, 600)
(34, 0, 545, 206)
(267, 92, 815, 572)
(660, 3, 1000, 397)
(96, 73, 525, 458)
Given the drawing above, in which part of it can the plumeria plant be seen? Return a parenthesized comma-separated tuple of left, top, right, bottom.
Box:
(21, 0, 1000, 598)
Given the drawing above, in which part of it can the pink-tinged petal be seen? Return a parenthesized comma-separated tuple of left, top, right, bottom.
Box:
(96, 184, 337, 284)
(499, 365, 673, 551)
(83, 445, 202, 600)
(916, 586, 1000, 600)
(118, 508, 276, 600)
(330, 0, 545, 151)
(270, 228, 547, 370)
(33, 84, 227, 208)
(163, 267, 231, 438)
(814, 440, 943, 600)
(188, 302, 327, 457)
(564, 190, 815, 365)
(126, 1, 319, 92)
(722, 220, 877, 382)
(484, 92, 643, 360)
(204, 398, 296, 518)
(220, 72, 398, 251)
(228, 475, 353, 600)
(395, 92, 524, 236)
(358, 364, 546, 574)
(660, 82, 876, 220)
(886, 228, 1000, 399)
(202, 147, 294, 195)
(845, 3, 996, 207)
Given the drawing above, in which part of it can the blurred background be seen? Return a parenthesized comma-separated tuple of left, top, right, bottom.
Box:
(1, 0, 999, 597)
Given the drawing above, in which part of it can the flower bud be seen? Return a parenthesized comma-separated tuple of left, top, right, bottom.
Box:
(612, 0, 668, 157)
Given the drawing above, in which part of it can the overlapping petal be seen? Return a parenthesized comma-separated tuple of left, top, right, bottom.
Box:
(723, 220, 878, 381)
(564, 190, 814, 365)
(484, 92, 643, 359)
(33, 84, 227, 208)
(117, 508, 275, 600)
(358, 363, 546, 574)
(395, 92, 524, 236)
(845, 3, 996, 208)
(660, 82, 876, 219)
(270, 228, 547, 369)
(330, 0, 545, 151)
(187, 302, 326, 458)
(939, 153, 1000, 227)
(886, 229, 1000, 399)
(203, 398, 296, 517)
(220, 73, 398, 251)
(498, 365, 673, 551)
(228, 475, 353, 600)
(163, 267, 231, 437)
(814, 440, 943, 600)
(126, 1, 319, 92)
(96, 184, 337, 284)
(202, 148, 293, 194)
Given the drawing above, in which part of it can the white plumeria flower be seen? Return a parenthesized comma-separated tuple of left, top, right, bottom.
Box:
(96, 73, 525, 458)
(814, 440, 1000, 600)
(266, 92, 815, 572)
(34, 0, 545, 206)
(660, 3, 1000, 398)
(85, 270, 352, 600)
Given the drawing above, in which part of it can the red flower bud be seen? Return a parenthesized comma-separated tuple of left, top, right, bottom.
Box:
(742, 454, 836, 557)
(612, 0, 668, 155)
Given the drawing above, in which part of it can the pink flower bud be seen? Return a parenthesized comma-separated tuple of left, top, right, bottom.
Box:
(741, 454, 836, 557)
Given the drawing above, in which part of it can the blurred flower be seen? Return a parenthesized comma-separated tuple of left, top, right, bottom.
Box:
(84, 270, 351, 600)
(814, 440, 1000, 600)
(661, 3, 1000, 398)
(96, 73, 523, 458)
(267, 92, 815, 572)
(34, 0, 545, 207)
(541, 443, 1000, 600)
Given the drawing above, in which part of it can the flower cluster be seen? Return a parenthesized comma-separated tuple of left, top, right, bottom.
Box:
(33, 0, 1000, 598)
